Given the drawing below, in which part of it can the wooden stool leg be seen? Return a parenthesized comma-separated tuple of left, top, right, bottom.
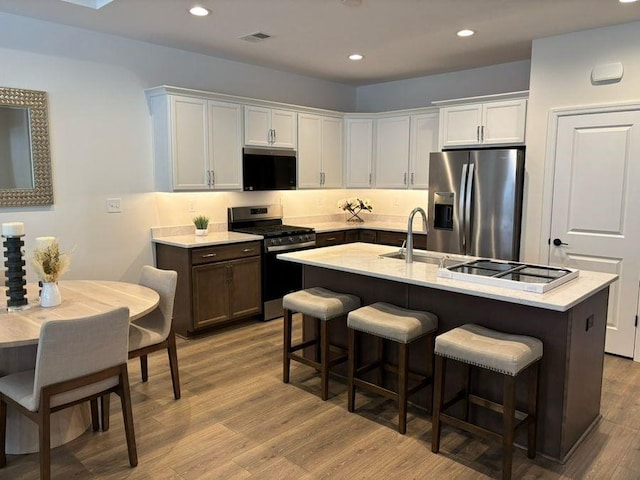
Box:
(167, 329, 181, 400)
(315, 317, 322, 363)
(283, 309, 293, 383)
(347, 327, 357, 412)
(398, 342, 409, 434)
(320, 319, 330, 401)
(431, 355, 445, 453)
(528, 362, 540, 459)
(426, 333, 435, 414)
(462, 362, 471, 422)
(502, 374, 517, 480)
(376, 336, 385, 386)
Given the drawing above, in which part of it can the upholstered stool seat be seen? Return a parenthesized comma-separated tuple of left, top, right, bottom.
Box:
(283, 287, 361, 400)
(347, 302, 438, 434)
(431, 324, 543, 480)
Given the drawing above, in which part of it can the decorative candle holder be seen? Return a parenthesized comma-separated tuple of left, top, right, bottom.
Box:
(3, 232, 28, 310)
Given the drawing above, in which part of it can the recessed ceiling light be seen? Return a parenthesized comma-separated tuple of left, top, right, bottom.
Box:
(619, 0, 638, 4)
(189, 6, 211, 16)
(457, 29, 475, 37)
(349, 54, 364, 61)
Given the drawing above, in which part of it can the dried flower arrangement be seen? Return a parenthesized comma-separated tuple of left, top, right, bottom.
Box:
(31, 240, 71, 283)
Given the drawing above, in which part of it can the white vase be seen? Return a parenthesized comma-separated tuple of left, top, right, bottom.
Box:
(40, 282, 62, 307)
(195, 228, 208, 236)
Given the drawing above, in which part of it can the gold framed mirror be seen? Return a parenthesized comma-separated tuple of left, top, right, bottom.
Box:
(0, 87, 53, 207)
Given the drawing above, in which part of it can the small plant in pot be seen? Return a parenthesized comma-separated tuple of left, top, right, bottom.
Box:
(193, 215, 209, 236)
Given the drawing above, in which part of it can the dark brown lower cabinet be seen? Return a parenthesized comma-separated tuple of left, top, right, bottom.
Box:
(156, 241, 262, 336)
(316, 228, 426, 249)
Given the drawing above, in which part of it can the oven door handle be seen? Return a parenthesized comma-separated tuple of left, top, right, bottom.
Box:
(265, 241, 316, 253)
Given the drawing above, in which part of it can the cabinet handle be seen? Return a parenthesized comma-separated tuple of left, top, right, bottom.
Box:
(411, 172, 414, 185)
(368, 173, 371, 185)
(404, 172, 407, 185)
(201, 253, 217, 258)
(211, 170, 215, 186)
(477, 125, 480, 142)
(272, 129, 277, 143)
(481, 125, 485, 142)
(206, 170, 211, 186)
(242, 248, 255, 253)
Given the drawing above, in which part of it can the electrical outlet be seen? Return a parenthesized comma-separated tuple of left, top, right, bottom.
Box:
(188, 199, 196, 212)
(106, 198, 122, 213)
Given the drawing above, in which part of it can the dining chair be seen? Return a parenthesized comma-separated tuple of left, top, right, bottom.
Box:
(0, 307, 137, 480)
(102, 266, 179, 430)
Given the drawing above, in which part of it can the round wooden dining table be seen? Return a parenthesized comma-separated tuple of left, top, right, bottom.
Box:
(0, 280, 160, 454)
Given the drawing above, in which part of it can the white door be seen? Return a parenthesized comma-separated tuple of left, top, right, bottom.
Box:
(244, 106, 271, 147)
(375, 116, 410, 189)
(297, 113, 322, 188)
(170, 95, 209, 190)
(271, 109, 297, 149)
(548, 110, 640, 358)
(409, 113, 438, 189)
(209, 101, 242, 190)
(481, 99, 527, 145)
(345, 118, 373, 188)
(321, 117, 343, 188)
(439, 104, 482, 148)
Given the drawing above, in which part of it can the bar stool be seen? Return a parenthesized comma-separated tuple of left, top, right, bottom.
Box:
(283, 287, 361, 400)
(431, 324, 543, 480)
(347, 302, 438, 434)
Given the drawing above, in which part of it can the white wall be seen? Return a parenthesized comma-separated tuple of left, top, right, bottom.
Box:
(0, 13, 355, 282)
(522, 21, 640, 263)
(355, 60, 531, 112)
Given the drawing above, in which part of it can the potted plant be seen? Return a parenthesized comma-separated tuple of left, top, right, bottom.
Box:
(31, 239, 71, 307)
(193, 215, 210, 236)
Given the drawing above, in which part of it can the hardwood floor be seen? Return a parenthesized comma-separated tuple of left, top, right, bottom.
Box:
(2, 315, 640, 479)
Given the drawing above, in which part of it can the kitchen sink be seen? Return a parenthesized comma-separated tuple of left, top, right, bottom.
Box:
(379, 250, 465, 267)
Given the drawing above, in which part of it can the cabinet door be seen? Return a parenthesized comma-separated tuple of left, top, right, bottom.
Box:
(192, 262, 229, 328)
(481, 99, 527, 145)
(297, 113, 323, 188)
(209, 101, 242, 190)
(321, 117, 343, 188)
(228, 257, 262, 319)
(271, 109, 297, 148)
(170, 95, 209, 190)
(358, 230, 377, 243)
(345, 118, 373, 188)
(375, 116, 411, 188)
(244, 105, 271, 146)
(440, 104, 483, 148)
(410, 113, 439, 189)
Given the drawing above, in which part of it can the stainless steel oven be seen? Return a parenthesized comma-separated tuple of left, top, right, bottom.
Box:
(228, 205, 316, 320)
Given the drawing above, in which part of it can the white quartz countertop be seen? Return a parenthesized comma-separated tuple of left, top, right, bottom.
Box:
(277, 243, 618, 312)
(152, 231, 262, 248)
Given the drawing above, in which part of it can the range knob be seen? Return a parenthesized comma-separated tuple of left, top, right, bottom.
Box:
(277, 238, 284, 244)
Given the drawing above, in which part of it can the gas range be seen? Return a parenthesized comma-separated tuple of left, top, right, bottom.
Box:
(228, 204, 316, 320)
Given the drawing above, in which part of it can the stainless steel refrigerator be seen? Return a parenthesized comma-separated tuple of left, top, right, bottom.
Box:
(427, 149, 525, 261)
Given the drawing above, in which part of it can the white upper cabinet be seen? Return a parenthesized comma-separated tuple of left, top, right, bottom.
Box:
(372, 112, 438, 190)
(345, 118, 373, 188)
(149, 94, 242, 191)
(375, 116, 411, 188)
(244, 105, 297, 149)
(409, 113, 439, 189)
(298, 114, 344, 189)
(440, 98, 527, 148)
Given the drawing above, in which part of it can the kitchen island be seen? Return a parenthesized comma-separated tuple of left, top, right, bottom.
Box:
(278, 243, 618, 462)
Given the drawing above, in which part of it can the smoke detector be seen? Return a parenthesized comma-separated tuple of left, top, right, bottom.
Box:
(341, 0, 363, 6)
(240, 32, 272, 43)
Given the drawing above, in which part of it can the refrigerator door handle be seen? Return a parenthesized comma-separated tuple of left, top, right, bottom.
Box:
(464, 162, 475, 255)
(459, 163, 469, 253)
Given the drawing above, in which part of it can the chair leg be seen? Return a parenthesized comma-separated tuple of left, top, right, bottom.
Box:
(347, 327, 357, 412)
(502, 374, 517, 480)
(39, 399, 51, 480)
(376, 336, 385, 386)
(320, 319, 330, 401)
(528, 362, 540, 459)
(431, 355, 445, 453)
(0, 398, 6, 468)
(283, 308, 293, 383)
(119, 366, 138, 468)
(462, 362, 471, 422)
(167, 330, 181, 400)
(90, 399, 100, 431)
(398, 342, 409, 434)
(101, 394, 111, 432)
(140, 355, 148, 382)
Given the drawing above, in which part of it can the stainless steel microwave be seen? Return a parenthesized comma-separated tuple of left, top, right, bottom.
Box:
(242, 148, 297, 191)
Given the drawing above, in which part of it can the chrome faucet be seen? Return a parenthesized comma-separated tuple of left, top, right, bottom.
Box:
(406, 207, 428, 263)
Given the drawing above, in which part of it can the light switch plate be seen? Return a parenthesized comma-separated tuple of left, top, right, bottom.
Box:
(106, 198, 122, 213)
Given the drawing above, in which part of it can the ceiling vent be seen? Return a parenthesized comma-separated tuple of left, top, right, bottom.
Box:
(59, 0, 115, 8)
(240, 32, 272, 43)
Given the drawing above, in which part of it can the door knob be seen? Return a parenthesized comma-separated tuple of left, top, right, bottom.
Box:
(552, 238, 568, 246)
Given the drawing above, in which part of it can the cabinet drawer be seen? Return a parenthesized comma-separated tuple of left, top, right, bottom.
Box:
(191, 241, 261, 265)
(316, 231, 346, 247)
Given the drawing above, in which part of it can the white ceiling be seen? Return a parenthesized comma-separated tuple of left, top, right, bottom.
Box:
(1, 0, 640, 86)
